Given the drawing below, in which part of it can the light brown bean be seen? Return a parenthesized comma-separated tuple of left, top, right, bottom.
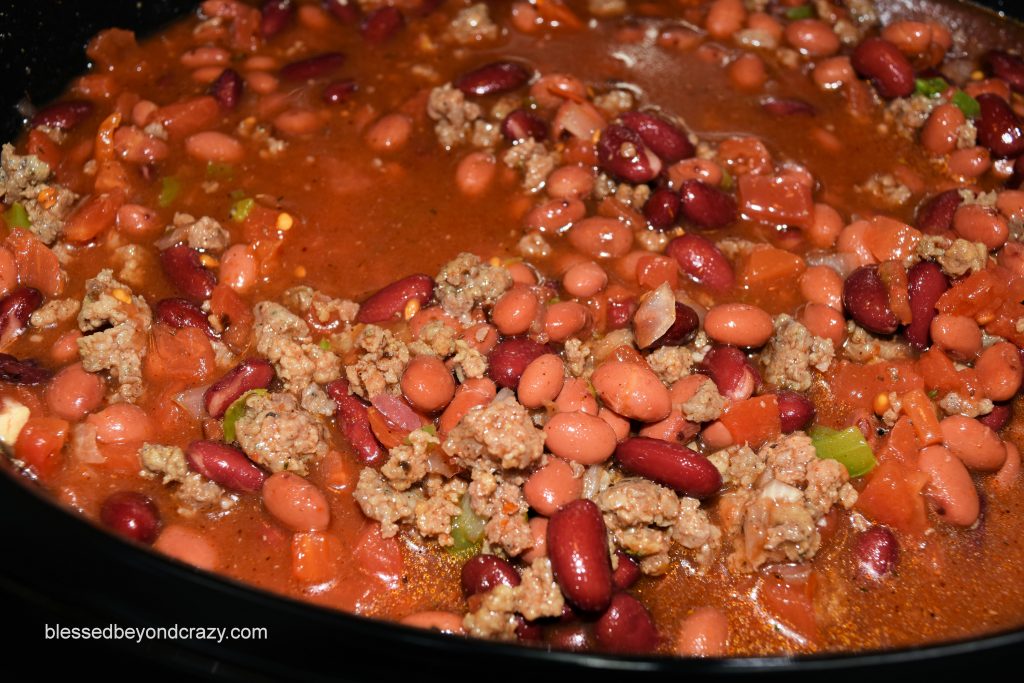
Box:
(455, 151, 497, 197)
(185, 131, 244, 163)
(400, 611, 465, 635)
(246, 71, 279, 95)
(554, 377, 599, 416)
(262, 472, 331, 531)
(799, 265, 843, 310)
(836, 219, 876, 266)
(530, 74, 587, 108)
(274, 109, 322, 137)
(568, 217, 633, 259)
(544, 411, 618, 464)
(598, 407, 631, 442)
(704, 303, 773, 347)
(727, 53, 766, 91)
(562, 260, 608, 298)
(953, 204, 1008, 250)
(921, 104, 966, 155)
(807, 203, 844, 249)
(940, 415, 1007, 471)
(219, 244, 257, 293)
(154, 525, 218, 570)
(929, 314, 982, 360)
(518, 353, 566, 409)
(639, 409, 697, 442)
(46, 363, 104, 421)
(401, 355, 456, 413)
(116, 204, 162, 237)
(975, 341, 1023, 401)
(785, 19, 839, 57)
(525, 198, 586, 234)
(705, 0, 746, 40)
(439, 378, 495, 434)
(676, 607, 729, 657)
(459, 323, 499, 355)
(547, 165, 594, 200)
(87, 404, 153, 444)
(996, 190, 1024, 224)
(506, 261, 537, 286)
(491, 286, 539, 336)
(591, 360, 672, 422)
(881, 20, 933, 55)
(947, 146, 991, 178)
(522, 517, 549, 562)
(813, 56, 855, 90)
(50, 330, 82, 365)
(667, 158, 723, 188)
(797, 303, 846, 349)
(994, 441, 1021, 491)
(544, 301, 588, 342)
(524, 457, 584, 514)
(701, 421, 733, 449)
(181, 46, 230, 68)
(365, 113, 412, 152)
(918, 445, 980, 526)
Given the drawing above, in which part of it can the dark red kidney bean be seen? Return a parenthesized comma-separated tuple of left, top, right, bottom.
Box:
(606, 295, 637, 331)
(698, 346, 758, 401)
(160, 245, 217, 301)
(0, 287, 43, 348)
(514, 616, 543, 642)
(326, 379, 386, 467)
(546, 623, 595, 652)
(454, 61, 531, 97)
(185, 440, 267, 493)
(986, 50, 1024, 94)
(619, 110, 695, 164)
(854, 526, 899, 579)
(851, 37, 915, 99)
(460, 554, 522, 596)
(361, 6, 405, 43)
(594, 593, 658, 654)
(596, 123, 662, 183)
(644, 187, 681, 230)
(611, 549, 641, 590)
(355, 273, 434, 324)
(648, 302, 700, 350)
(978, 402, 1012, 432)
(843, 265, 899, 335)
(323, 0, 360, 23)
(615, 437, 722, 499)
(204, 358, 276, 418)
(666, 234, 735, 293)
(501, 109, 548, 143)
(209, 68, 243, 110)
(488, 338, 549, 390)
(1009, 154, 1024, 190)
(915, 189, 962, 235)
(261, 0, 295, 38)
(155, 298, 217, 339)
(904, 261, 949, 350)
(777, 391, 815, 433)
(100, 492, 161, 544)
(976, 93, 1024, 158)
(30, 99, 94, 130)
(0, 353, 52, 385)
(761, 97, 816, 116)
(323, 79, 357, 105)
(679, 179, 736, 229)
(547, 500, 613, 612)
(280, 52, 346, 82)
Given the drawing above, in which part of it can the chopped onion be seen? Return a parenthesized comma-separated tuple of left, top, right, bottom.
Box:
(370, 393, 422, 432)
(632, 282, 676, 349)
(72, 423, 104, 464)
(552, 101, 606, 140)
(173, 385, 210, 419)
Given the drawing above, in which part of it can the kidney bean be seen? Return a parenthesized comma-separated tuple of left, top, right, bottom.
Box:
(0, 287, 43, 348)
(620, 110, 695, 164)
(916, 190, 962, 235)
(918, 445, 980, 526)
(606, 294, 638, 331)
(461, 554, 521, 596)
(356, 274, 433, 323)
(100, 491, 161, 545)
(704, 303, 773, 348)
(648, 302, 700, 350)
(323, 0, 360, 23)
(160, 245, 216, 301)
(547, 499, 613, 612)
(995, 441, 1021, 490)
(777, 391, 815, 433)
(454, 61, 530, 97)
(676, 607, 729, 656)
(327, 379, 386, 465)
(851, 37, 915, 99)
(261, 0, 295, 37)
(644, 187, 681, 230)
(761, 97, 816, 117)
(678, 179, 737, 229)
(979, 402, 1012, 432)
(501, 109, 548, 143)
(985, 50, 1024, 93)
(976, 342, 1023, 402)
(154, 298, 216, 339)
(904, 261, 948, 349)
(488, 338, 548, 390)
(361, 6, 404, 43)
(544, 411, 618, 465)
(591, 360, 671, 423)
(953, 204, 1008, 250)
(280, 52, 346, 81)
(154, 525, 218, 570)
(524, 457, 583, 515)
(666, 234, 734, 292)
(567, 216, 633, 259)
(401, 355, 455, 413)
(842, 265, 898, 335)
(595, 592, 659, 654)
(976, 93, 1024, 158)
(203, 359, 274, 419)
(921, 104, 966, 155)
(209, 68, 243, 110)
(611, 549, 641, 590)
(615, 437, 722, 499)
(185, 440, 267, 493)
(262, 471, 330, 531)
(322, 79, 357, 104)
(596, 124, 662, 184)
(45, 363, 103, 422)
(929, 314, 981, 360)
(518, 353, 565, 409)
(698, 345, 756, 401)
(854, 526, 899, 579)
(31, 99, 94, 130)
(546, 623, 596, 652)
(940, 415, 1007, 471)
(785, 19, 840, 57)
(545, 301, 588, 342)
(0, 354, 51, 385)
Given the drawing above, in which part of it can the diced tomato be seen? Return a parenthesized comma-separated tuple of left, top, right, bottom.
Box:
(143, 324, 216, 384)
(14, 417, 69, 478)
(354, 522, 404, 584)
(737, 245, 806, 289)
(719, 394, 781, 449)
(535, 0, 584, 29)
(915, 347, 982, 397)
(636, 254, 678, 290)
(856, 459, 929, 537)
(864, 216, 921, 265)
(830, 360, 923, 412)
(985, 300, 1024, 347)
(935, 269, 1005, 319)
(759, 571, 820, 644)
(875, 416, 921, 468)
(209, 284, 254, 351)
(3, 228, 65, 297)
(737, 174, 814, 229)
(366, 407, 408, 449)
(63, 192, 123, 243)
(291, 532, 340, 584)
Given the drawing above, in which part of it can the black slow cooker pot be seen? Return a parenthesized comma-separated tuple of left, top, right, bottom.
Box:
(2, 1, 1023, 679)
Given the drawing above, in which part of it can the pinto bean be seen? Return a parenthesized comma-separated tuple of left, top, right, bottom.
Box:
(488, 338, 548, 390)
(100, 491, 161, 544)
(615, 437, 722, 499)
(807, 203, 844, 249)
(455, 151, 496, 197)
(666, 234, 734, 292)
(918, 445, 980, 526)
(87, 403, 152, 444)
(940, 415, 1007, 471)
(921, 104, 966, 155)
(185, 131, 244, 163)
(598, 407, 631, 442)
(813, 56, 856, 90)
(975, 342, 1023, 402)
(544, 411, 618, 465)
(554, 377, 598, 416)
(524, 198, 586, 234)
(522, 517, 549, 563)
(676, 607, 729, 657)
(851, 37, 915, 99)
(947, 146, 991, 177)
(400, 611, 465, 634)
(204, 358, 275, 418)
(929, 314, 981, 360)
(995, 441, 1021, 491)
(524, 457, 584, 515)
(595, 593, 659, 654)
(591, 360, 671, 422)
(728, 53, 767, 91)
(154, 525, 217, 570)
(356, 274, 434, 323)
(785, 19, 839, 57)
(45, 363, 104, 421)
(567, 216, 633, 258)
(562, 261, 608, 298)
(547, 499, 613, 612)
(461, 554, 521, 595)
(262, 471, 331, 531)
(705, 0, 745, 39)
(492, 287, 539, 336)
(799, 265, 843, 310)
(797, 303, 845, 349)
(703, 303, 773, 348)
(185, 440, 267, 493)
(545, 301, 588, 342)
(843, 265, 898, 335)
(365, 113, 412, 152)
(952, 204, 1008, 250)
(116, 203, 161, 237)
(401, 355, 455, 413)
(547, 165, 595, 200)
(518, 353, 565, 409)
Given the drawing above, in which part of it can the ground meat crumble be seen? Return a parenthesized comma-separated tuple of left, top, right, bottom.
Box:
(434, 252, 512, 324)
(759, 315, 834, 392)
(343, 324, 410, 399)
(0, 143, 78, 245)
(233, 391, 328, 475)
(139, 443, 234, 514)
(462, 557, 564, 639)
